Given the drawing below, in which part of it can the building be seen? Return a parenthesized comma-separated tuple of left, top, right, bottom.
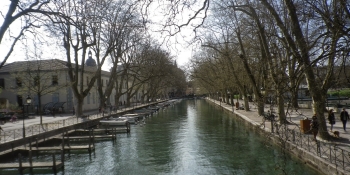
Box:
(0, 56, 124, 114)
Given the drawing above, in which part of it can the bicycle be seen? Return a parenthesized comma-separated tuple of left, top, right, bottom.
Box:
(9, 118, 18, 123)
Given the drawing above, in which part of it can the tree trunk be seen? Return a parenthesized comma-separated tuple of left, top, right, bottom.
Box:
(313, 96, 329, 140)
(38, 93, 43, 125)
(276, 89, 287, 124)
(76, 97, 84, 117)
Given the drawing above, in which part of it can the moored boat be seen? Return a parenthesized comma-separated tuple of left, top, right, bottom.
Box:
(100, 118, 128, 126)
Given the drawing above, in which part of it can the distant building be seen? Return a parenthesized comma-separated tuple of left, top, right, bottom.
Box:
(0, 57, 131, 114)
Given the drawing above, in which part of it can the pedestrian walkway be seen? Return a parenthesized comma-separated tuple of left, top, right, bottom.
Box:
(0, 103, 153, 144)
(212, 98, 350, 144)
(208, 98, 350, 174)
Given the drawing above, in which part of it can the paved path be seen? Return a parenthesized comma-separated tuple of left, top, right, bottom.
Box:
(211, 98, 350, 143)
(0, 105, 143, 131)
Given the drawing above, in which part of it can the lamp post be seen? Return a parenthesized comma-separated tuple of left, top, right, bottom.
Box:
(23, 95, 31, 138)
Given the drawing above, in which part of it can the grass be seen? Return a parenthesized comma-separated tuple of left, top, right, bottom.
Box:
(328, 88, 350, 98)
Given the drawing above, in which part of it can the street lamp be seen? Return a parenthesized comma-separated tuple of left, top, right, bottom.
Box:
(23, 95, 31, 138)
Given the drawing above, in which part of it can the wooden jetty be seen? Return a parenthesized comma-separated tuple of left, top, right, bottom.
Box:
(75, 127, 130, 133)
(59, 135, 115, 140)
(18, 145, 95, 152)
(0, 152, 63, 174)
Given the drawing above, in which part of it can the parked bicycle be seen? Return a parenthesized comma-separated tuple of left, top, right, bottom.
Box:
(9, 114, 18, 123)
(262, 110, 276, 122)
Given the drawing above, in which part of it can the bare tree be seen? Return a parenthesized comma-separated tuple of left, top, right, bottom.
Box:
(10, 58, 71, 124)
(0, 0, 65, 68)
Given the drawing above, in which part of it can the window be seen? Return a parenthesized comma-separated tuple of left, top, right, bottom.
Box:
(0, 79, 4, 89)
(16, 78, 22, 87)
(86, 76, 89, 85)
(87, 93, 90, 104)
(52, 93, 59, 103)
(34, 76, 39, 86)
(52, 75, 58, 85)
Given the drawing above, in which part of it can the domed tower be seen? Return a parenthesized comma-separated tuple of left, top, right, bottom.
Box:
(85, 50, 97, 67)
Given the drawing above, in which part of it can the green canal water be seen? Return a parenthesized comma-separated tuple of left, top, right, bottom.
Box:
(6, 99, 320, 175)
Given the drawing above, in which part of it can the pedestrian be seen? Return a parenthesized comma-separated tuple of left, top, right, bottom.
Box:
(52, 107, 56, 118)
(310, 114, 319, 141)
(340, 108, 349, 131)
(10, 113, 17, 123)
(0, 126, 3, 141)
(328, 109, 336, 131)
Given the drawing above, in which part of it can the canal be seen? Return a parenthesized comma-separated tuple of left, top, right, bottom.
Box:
(8, 99, 320, 175)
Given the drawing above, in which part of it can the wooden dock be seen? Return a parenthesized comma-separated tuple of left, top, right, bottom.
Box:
(0, 153, 63, 173)
(18, 145, 94, 151)
(75, 128, 129, 133)
(0, 162, 63, 169)
(59, 135, 115, 140)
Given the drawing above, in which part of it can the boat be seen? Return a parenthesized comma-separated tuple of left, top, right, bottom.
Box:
(123, 113, 145, 120)
(100, 118, 128, 126)
(118, 116, 138, 124)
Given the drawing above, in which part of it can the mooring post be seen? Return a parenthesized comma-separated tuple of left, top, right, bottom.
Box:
(18, 153, 23, 174)
(29, 150, 33, 170)
(113, 128, 116, 142)
(126, 122, 130, 133)
(67, 130, 70, 147)
(53, 154, 57, 174)
(61, 134, 65, 154)
(61, 149, 65, 166)
(88, 129, 92, 156)
(92, 128, 95, 149)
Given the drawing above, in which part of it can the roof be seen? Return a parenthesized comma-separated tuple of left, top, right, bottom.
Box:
(0, 59, 111, 75)
(0, 59, 67, 73)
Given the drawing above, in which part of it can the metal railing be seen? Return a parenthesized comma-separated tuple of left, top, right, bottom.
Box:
(264, 119, 350, 173)
(210, 97, 350, 173)
(0, 101, 159, 144)
(0, 113, 102, 143)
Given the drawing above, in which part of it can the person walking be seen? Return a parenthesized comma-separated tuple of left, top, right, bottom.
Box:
(340, 108, 349, 131)
(328, 109, 336, 131)
(0, 126, 3, 141)
(52, 107, 56, 118)
(310, 114, 319, 141)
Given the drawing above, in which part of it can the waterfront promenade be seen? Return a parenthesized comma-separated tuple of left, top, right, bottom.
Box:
(209, 98, 350, 174)
(0, 104, 151, 145)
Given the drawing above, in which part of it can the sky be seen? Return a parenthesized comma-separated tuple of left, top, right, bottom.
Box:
(0, 1, 196, 69)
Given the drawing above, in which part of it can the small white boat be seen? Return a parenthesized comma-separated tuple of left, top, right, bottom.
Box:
(100, 118, 128, 126)
(123, 113, 145, 120)
(118, 116, 138, 124)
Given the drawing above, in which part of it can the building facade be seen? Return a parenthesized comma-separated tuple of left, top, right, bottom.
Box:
(0, 57, 137, 114)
